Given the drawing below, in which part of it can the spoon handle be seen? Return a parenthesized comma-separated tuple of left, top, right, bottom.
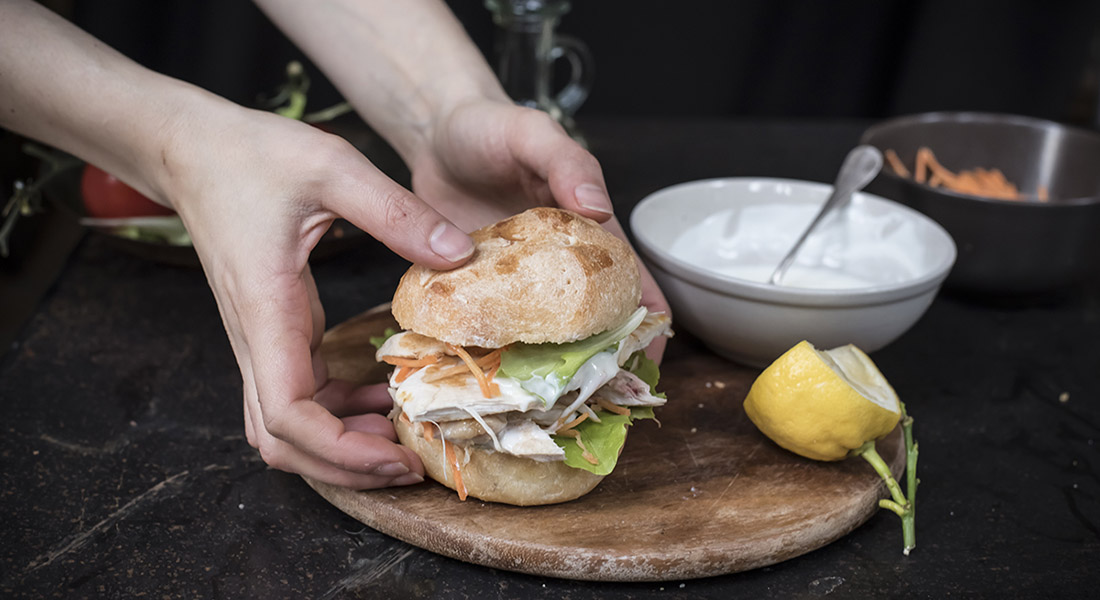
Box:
(769, 145, 884, 285)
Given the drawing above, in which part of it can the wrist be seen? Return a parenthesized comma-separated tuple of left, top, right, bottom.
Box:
(148, 84, 246, 207)
(378, 74, 512, 170)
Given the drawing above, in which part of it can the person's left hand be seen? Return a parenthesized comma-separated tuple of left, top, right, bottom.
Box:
(407, 99, 671, 361)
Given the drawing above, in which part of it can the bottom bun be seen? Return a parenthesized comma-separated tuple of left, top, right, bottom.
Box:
(395, 418, 605, 506)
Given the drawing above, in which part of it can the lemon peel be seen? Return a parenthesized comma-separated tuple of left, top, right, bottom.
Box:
(744, 340, 919, 555)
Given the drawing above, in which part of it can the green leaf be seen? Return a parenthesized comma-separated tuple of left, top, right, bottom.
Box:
(623, 350, 661, 394)
(500, 307, 646, 403)
(369, 327, 397, 350)
(553, 407, 655, 475)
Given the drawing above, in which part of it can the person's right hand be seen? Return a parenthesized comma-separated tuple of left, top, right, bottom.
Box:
(403, 99, 672, 362)
(161, 101, 475, 489)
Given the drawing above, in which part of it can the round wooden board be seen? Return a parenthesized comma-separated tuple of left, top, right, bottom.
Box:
(307, 305, 905, 582)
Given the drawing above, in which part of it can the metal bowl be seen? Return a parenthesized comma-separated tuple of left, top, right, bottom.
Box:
(860, 112, 1100, 296)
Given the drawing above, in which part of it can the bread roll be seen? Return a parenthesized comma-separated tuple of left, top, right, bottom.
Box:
(392, 207, 641, 348)
(395, 417, 605, 506)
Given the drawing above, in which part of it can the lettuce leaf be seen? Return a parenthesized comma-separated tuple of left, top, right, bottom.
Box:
(499, 307, 646, 403)
(369, 327, 397, 350)
(623, 350, 662, 395)
(553, 407, 655, 475)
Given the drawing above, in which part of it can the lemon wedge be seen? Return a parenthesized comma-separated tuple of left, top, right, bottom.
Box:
(744, 340, 901, 461)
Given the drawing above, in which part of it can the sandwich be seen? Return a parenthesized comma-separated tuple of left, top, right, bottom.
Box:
(373, 207, 672, 505)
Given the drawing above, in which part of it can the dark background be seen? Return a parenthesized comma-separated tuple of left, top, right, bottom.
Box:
(41, 0, 1100, 126)
(3, 5, 1099, 596)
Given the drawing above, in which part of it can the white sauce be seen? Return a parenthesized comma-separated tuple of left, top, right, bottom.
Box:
(705, 263, 876, 289)
(669, 200, 924, 289)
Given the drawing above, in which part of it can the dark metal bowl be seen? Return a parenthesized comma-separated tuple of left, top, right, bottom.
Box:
(860, 112, 1100, 296)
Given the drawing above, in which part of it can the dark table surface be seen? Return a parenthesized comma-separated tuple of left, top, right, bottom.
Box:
(2, 117, 1098, 599)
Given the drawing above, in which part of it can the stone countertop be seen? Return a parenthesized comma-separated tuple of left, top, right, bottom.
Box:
(2, 118, 1098, 598)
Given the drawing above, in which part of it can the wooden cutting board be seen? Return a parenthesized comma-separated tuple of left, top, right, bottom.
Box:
(307, 305, 904, 581)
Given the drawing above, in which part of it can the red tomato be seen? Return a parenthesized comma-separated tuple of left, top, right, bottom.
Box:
(80, 163, 175, 218)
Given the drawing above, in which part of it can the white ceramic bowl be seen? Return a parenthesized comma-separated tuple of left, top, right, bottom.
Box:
(630, 177, 957, 367)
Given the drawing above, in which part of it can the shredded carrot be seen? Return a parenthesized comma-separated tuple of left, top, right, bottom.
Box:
(887, 146, 1047, 202)
(421, 360, 467, 383)
(443, 439, 468, 500)
(558, 412, 590, 432)
(399, 411, 411, 425)
(476, 348, 502, 368)
(596, 397, 631, 416)
(383, 354, 441, 383)
(914, 148, 929, 184)
(885, 149, 909, 178)
(921, 148, 960, 187)
(381, 354, 440, 368)
(423, 423, 435, 442)
(559, 429, 598, 465)
(418, 348, 503, 389)
(394, 365, 416, 383)
(447, 343, 497, 398)
(485, 362, 501, 397)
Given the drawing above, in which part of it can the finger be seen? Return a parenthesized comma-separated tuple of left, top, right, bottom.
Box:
(304, 265, 326, 354)
(314, 380, 395, 418)
(251, 332, 413, 473)
(255, 433, 423, 489)
(508, 109, 613, 221)
(640, 263, 670, 364)
(206, 282, 263, 446)
(634, 242, 672, 364)
(244, 271, 418, 476)
(342, 413, 399, 441)
(321, 145, 474, 268)
(601, 216, 671, 363)
(243, 388, 258, 446)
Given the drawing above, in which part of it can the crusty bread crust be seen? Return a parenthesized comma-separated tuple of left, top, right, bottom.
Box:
(395, 417, 605, 506)
(392, 207, 642, 347)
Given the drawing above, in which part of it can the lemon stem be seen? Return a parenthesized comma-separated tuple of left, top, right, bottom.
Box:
(856, 438, 916, 555)
(901, 403, 918, 555)
(902, 403, 919, 510)
(857, 441, 907, 506)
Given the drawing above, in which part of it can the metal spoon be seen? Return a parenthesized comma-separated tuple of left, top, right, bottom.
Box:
(768, 145, 884, 285)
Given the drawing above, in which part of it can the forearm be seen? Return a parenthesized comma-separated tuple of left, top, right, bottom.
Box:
(0, 0, 232, 205)
(253, 0, 508, 165)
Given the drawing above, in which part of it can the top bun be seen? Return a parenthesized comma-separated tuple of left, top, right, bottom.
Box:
(392, 207, 641, 347)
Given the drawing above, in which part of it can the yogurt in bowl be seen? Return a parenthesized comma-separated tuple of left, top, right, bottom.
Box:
(630, 178, 956, 367)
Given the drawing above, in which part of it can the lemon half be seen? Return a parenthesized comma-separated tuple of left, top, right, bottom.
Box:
(744, 340, 901, 461)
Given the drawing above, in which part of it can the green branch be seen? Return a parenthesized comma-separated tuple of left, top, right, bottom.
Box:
(854, 404, 918, 555)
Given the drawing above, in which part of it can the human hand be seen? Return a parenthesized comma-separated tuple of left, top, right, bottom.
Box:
(163, 103, 480, 489)
(407, 99, 671, 360)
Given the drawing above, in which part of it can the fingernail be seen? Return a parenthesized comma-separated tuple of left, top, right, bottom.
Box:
(390, 472, 424, 486)
(373, 462, 410, 477)
(429, 222, 474, 262)
(574, 183, 613, 216)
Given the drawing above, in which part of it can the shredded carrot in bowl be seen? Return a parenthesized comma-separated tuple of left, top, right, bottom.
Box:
(886, 146, 1050, 202)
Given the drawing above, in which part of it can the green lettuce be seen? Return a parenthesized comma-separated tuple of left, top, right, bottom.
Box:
(622, 350, 662, 396)
(553, 407, 655, 475)
(369, 327, 397, 350)
(499, 307, 646, 404)
(553, 352, 664, 474)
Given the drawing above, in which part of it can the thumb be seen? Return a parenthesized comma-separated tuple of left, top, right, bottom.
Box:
(326, 155, 474, 269)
